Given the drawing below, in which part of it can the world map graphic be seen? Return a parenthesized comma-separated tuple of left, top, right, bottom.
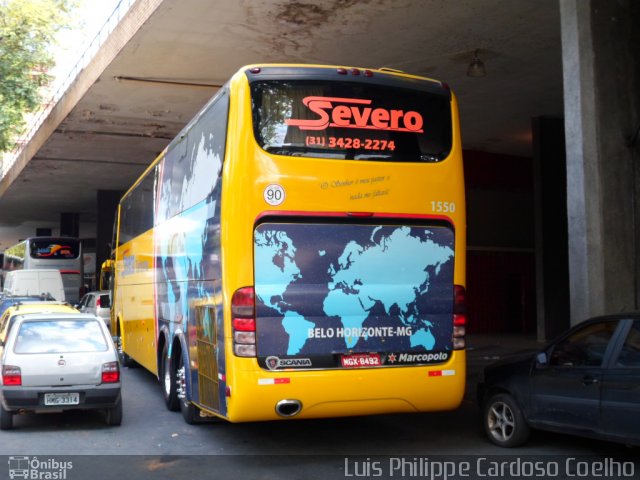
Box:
(254, 223, 455, 357)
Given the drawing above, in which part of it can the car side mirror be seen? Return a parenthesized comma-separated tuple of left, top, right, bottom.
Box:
(535, 351, 549, 368)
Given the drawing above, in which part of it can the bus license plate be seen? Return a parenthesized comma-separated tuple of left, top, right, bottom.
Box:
(341, 353, 381, 368)
(44, 393, 79, 406)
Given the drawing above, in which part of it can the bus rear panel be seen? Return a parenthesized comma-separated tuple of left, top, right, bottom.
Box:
(114, 64, 466, 423)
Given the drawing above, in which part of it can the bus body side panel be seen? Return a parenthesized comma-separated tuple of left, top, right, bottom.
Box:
(154, 199, 226, 416)
(219, 69, 466, 422)
(153, 87, 229, 416)
(115, 230, 157, 374)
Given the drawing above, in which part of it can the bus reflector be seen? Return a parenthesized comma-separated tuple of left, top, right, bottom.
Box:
(453, 285, 467, 350)
(347, 212, 374, 217)
(258, 378, 291, 385)
(428, 370, 456, 377)
(232, 287, 257, 357)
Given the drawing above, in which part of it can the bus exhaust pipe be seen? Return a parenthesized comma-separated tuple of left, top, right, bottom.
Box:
(275, 399, 302, 417)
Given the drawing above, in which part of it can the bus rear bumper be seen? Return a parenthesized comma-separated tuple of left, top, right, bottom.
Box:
(223, 354, 466, 422)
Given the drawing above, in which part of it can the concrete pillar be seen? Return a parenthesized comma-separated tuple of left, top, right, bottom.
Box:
(60, 212, 80, 237)
(533, 116, 570, 341)
(560, 0, 640, 323)
(96, 190, 123, 284)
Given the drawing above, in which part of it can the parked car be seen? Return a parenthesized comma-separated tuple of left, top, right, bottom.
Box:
(0, 302, 80, 338)
(0, 294, 56, 318)
(0, 310, 121, 430)
(478, 313, 640, 447)
(77, 291, 111, 329)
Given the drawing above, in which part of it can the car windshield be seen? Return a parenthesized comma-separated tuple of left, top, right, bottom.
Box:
(14, 319, 108, 354)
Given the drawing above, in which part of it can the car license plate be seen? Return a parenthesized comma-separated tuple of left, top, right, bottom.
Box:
(341, 353, 381, 368)
(44, 393, 79, 406)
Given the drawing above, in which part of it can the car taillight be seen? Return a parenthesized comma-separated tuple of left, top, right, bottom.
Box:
(2, 365, 22, 386)
(453, 285, 467, 350)
(102, 361, 120, 383)
(96, 297, 101, 308)
(232, 287, 256, 357)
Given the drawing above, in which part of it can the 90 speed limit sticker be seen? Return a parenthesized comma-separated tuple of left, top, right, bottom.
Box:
(263, 184, 286, 206)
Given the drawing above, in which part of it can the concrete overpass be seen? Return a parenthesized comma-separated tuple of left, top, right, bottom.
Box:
(0, 0, 563, 226)
(0, 0, 637, 334)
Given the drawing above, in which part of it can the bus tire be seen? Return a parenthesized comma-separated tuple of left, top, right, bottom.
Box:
(177, 352, 199, 424)
(0, 405, 13, 430)
(161, 342, 179, 411)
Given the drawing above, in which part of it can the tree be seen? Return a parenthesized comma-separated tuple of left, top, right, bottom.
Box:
(0, 0, 75, 153)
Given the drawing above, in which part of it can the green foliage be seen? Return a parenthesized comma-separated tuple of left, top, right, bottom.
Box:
(0, 0, 75, 152)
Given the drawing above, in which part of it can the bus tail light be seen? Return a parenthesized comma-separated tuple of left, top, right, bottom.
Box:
(101, 361, 120, 383)
(232, 287, 257, 357)
(2, 365, 22, 386)
(453, 285, 467, 350)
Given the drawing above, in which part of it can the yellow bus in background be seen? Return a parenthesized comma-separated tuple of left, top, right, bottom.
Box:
(112, 64, 467, 424)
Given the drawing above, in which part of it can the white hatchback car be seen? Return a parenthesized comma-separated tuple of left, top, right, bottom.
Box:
(0, 312, 122, 429)
(77, 291, 111, 329)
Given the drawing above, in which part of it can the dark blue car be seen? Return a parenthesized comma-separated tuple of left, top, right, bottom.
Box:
(478, 314, 640, 447)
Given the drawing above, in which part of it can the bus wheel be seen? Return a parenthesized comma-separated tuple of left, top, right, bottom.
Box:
(176, 354, 199, 424)
(161, 343, 179, 411)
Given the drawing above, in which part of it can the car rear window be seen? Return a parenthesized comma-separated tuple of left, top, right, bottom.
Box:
(99, 294, 111, 308)
(14, 319, 109, 354)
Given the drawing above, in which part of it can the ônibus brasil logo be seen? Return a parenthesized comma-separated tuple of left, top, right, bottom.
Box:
(285, 96, 424, 133)
(8, 456, 73, 479)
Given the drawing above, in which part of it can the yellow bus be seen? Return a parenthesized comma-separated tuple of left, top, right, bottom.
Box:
(112, 64, 467, 424)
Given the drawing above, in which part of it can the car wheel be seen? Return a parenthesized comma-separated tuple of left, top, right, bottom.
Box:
(0, 405, 13, 430)
(484, 392, 530, 447)
(105, 398, 123, 426)
(161, 343, 179, 411)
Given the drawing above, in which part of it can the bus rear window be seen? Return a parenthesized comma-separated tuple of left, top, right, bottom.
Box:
(251, 80, 452, 162)
(29, 239, 80, 259)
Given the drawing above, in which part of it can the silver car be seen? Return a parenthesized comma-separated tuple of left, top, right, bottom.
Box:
(77, 291, 111, 329)
(0, 312, 122, 429)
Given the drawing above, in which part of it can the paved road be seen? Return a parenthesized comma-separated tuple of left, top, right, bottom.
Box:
(1, 338, 636, 479)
